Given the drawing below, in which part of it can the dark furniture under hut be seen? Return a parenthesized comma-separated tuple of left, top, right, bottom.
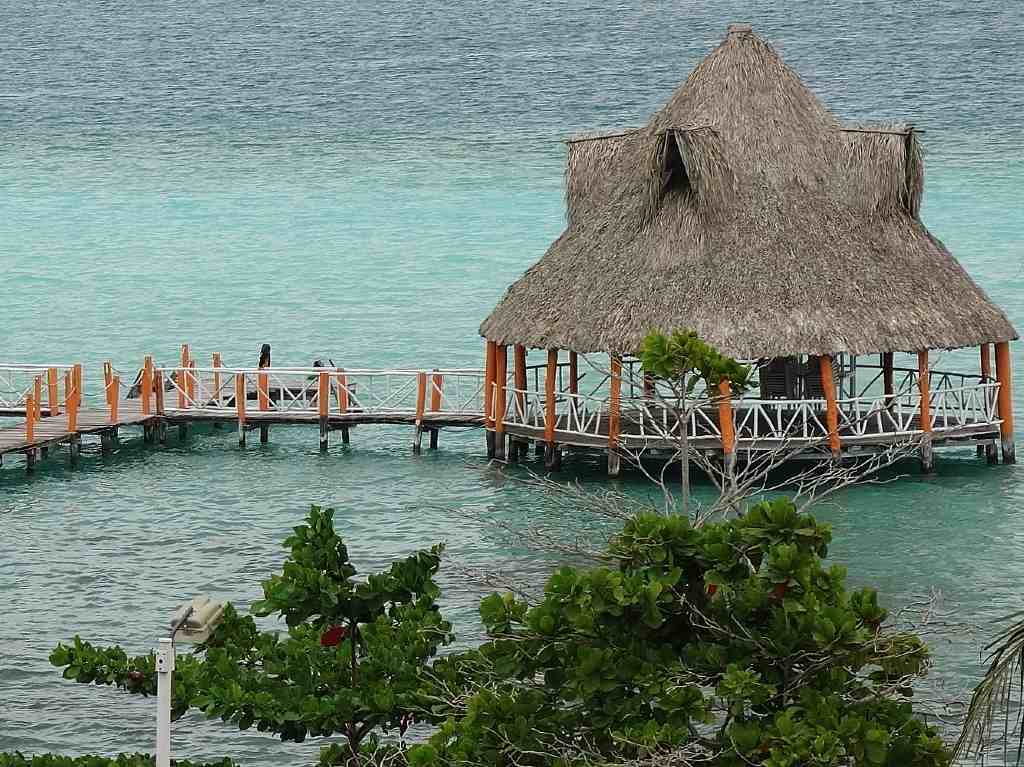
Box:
(479, 24, 1017, 476)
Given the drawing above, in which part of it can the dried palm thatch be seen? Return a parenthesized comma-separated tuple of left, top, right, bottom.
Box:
(480, 24, 1016, 357)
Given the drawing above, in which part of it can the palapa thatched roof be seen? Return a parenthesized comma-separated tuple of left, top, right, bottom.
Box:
(480, 24, 1017, 358)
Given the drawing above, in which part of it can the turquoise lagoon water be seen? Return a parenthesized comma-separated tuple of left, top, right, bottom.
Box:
(1, 1, 1023, 762)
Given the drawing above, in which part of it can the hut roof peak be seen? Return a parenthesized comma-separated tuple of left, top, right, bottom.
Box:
(479, 27, 1017, 357)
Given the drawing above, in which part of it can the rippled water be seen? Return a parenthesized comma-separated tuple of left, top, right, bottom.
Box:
(1, 1, 1023, 762)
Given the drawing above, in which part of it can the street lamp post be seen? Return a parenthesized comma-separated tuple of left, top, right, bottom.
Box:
(156, 596, 225, 767)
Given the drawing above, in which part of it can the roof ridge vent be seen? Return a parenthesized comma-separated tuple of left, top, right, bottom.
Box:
(727, 23, 753, 36)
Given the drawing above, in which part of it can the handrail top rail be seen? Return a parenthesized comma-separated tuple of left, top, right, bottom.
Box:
(153, 366, 485, 376)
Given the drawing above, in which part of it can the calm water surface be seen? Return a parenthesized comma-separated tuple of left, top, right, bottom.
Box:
(1, 1, 1023, 762)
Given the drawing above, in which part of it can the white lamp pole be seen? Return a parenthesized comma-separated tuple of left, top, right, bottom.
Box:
(155, 596, 224, 767)
(155, 637, 175, 767)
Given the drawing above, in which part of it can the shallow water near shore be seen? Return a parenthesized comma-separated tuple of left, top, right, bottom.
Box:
(2, 0, 1023, 762)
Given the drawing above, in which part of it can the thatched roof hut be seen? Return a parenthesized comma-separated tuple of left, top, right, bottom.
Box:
(480, 24, 1016, 359)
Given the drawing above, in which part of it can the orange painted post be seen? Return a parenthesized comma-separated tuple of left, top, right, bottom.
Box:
(47, 367, 59, 416)
(981, 344, 992, 380)
(917, 350, 935, 472)
(189, 361, 198, 405)
(235, 373, 247, 446)
(882, 351, 895, 407)
(109, 376, 120, 423)
(430, 370, 443, 411)
(413, 371, 428, 453)
(102, 362, 113, 409)
(917, 351, 932, 433)
(484, 341, 496, 427)
(819, 355, 841, 457)
(544, 349, 558, 444)
(318, 371, 329, 452)
(336, 369, 349, 413)
(607, 354, 622, 476)
(717, 379, 736, 471)
(568, 351, 578, 396)
(140, 356, 153, 415)
(493, 345, 507, 460)
(212, 353, 223, 404)
(415, 372, 427, 424)
(154, 370, 165, 415)
(25, 395, 36, 442)
(513, 345, 527, 420)
(995, 341, 1015, 463)
(318, 372, 329, 418)
(66, 370, 79, 433)
(257, 371, 269, 411)
(73, 364, 82, 410)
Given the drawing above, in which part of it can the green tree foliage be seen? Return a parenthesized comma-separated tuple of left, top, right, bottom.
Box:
(640, 329, 752, 395)
(418, 498, 950, 767)
(48, 506, 450, 765)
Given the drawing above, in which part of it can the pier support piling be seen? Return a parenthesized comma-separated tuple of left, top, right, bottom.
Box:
(429, 428, 439, 450)
(157, 421, 167, 445)
(319, 416, 329, 452)
(25, 449, 37, 474)
(238, 422, 246, 447)
(543, 442, 561, 471)
(986, 439, 999, 465)
(178, 424, 188, 442)
(413, 425, 424, 454)
(919, 434, 935, 474)
(100, 431, 113, 456)
(260, 425, 269, 444)
(607, 449, 621, 478)
(340, 426, 350, 445)
(68, 435, 81, 467)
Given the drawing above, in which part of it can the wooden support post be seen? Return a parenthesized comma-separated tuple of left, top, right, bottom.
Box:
(335, 369, 349, 413)
(25, 448, 37, 473)
(429, 370, 443, 450)
(819, 355, 841, 458)
(212, 353, 223, 402)
(25, 395, 36, 443)
(178, 344, 189, 409)
(510, 346, 527, 461)
(179, 423, 189, 442)
(979, 344, 995, 458)
(47, 367, 59, 416)
(608, 354, 622, 477)
(103, 362, 113, 408)
(543, 349, 560, 470)
(717, 379, 736, 475)
(109, 376, 120, 423)
(236, 373, 247, 447)
(493, 345, 507, 460)
(569, 351, 578, 396)
(484, 340, 497, 458)
(67, 434, 80, 467)
(917, 350, 934, 473)
(643, 372, 655, 398)
(66, 370, 79, 433)
(336, 368, 350, 446)
(258, 356, 269, 442)
(414, 371, 427, 454)
(882, 352, 894, 403)
(33, 375, 42, 420)
(142, 356, 153, 415)
(318, 371, 329, 452)
(101, 430, 113, 456)
(154, 369, 165, 415)
(996, 341, 1015, 464)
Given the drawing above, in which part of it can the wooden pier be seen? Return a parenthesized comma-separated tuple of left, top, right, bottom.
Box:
(0, 344, 1011, 476)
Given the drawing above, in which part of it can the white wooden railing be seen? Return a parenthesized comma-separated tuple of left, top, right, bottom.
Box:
(151, 366, 487, 419)
(0, 364, 76, 413)
(497, 378, 1001, 446)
